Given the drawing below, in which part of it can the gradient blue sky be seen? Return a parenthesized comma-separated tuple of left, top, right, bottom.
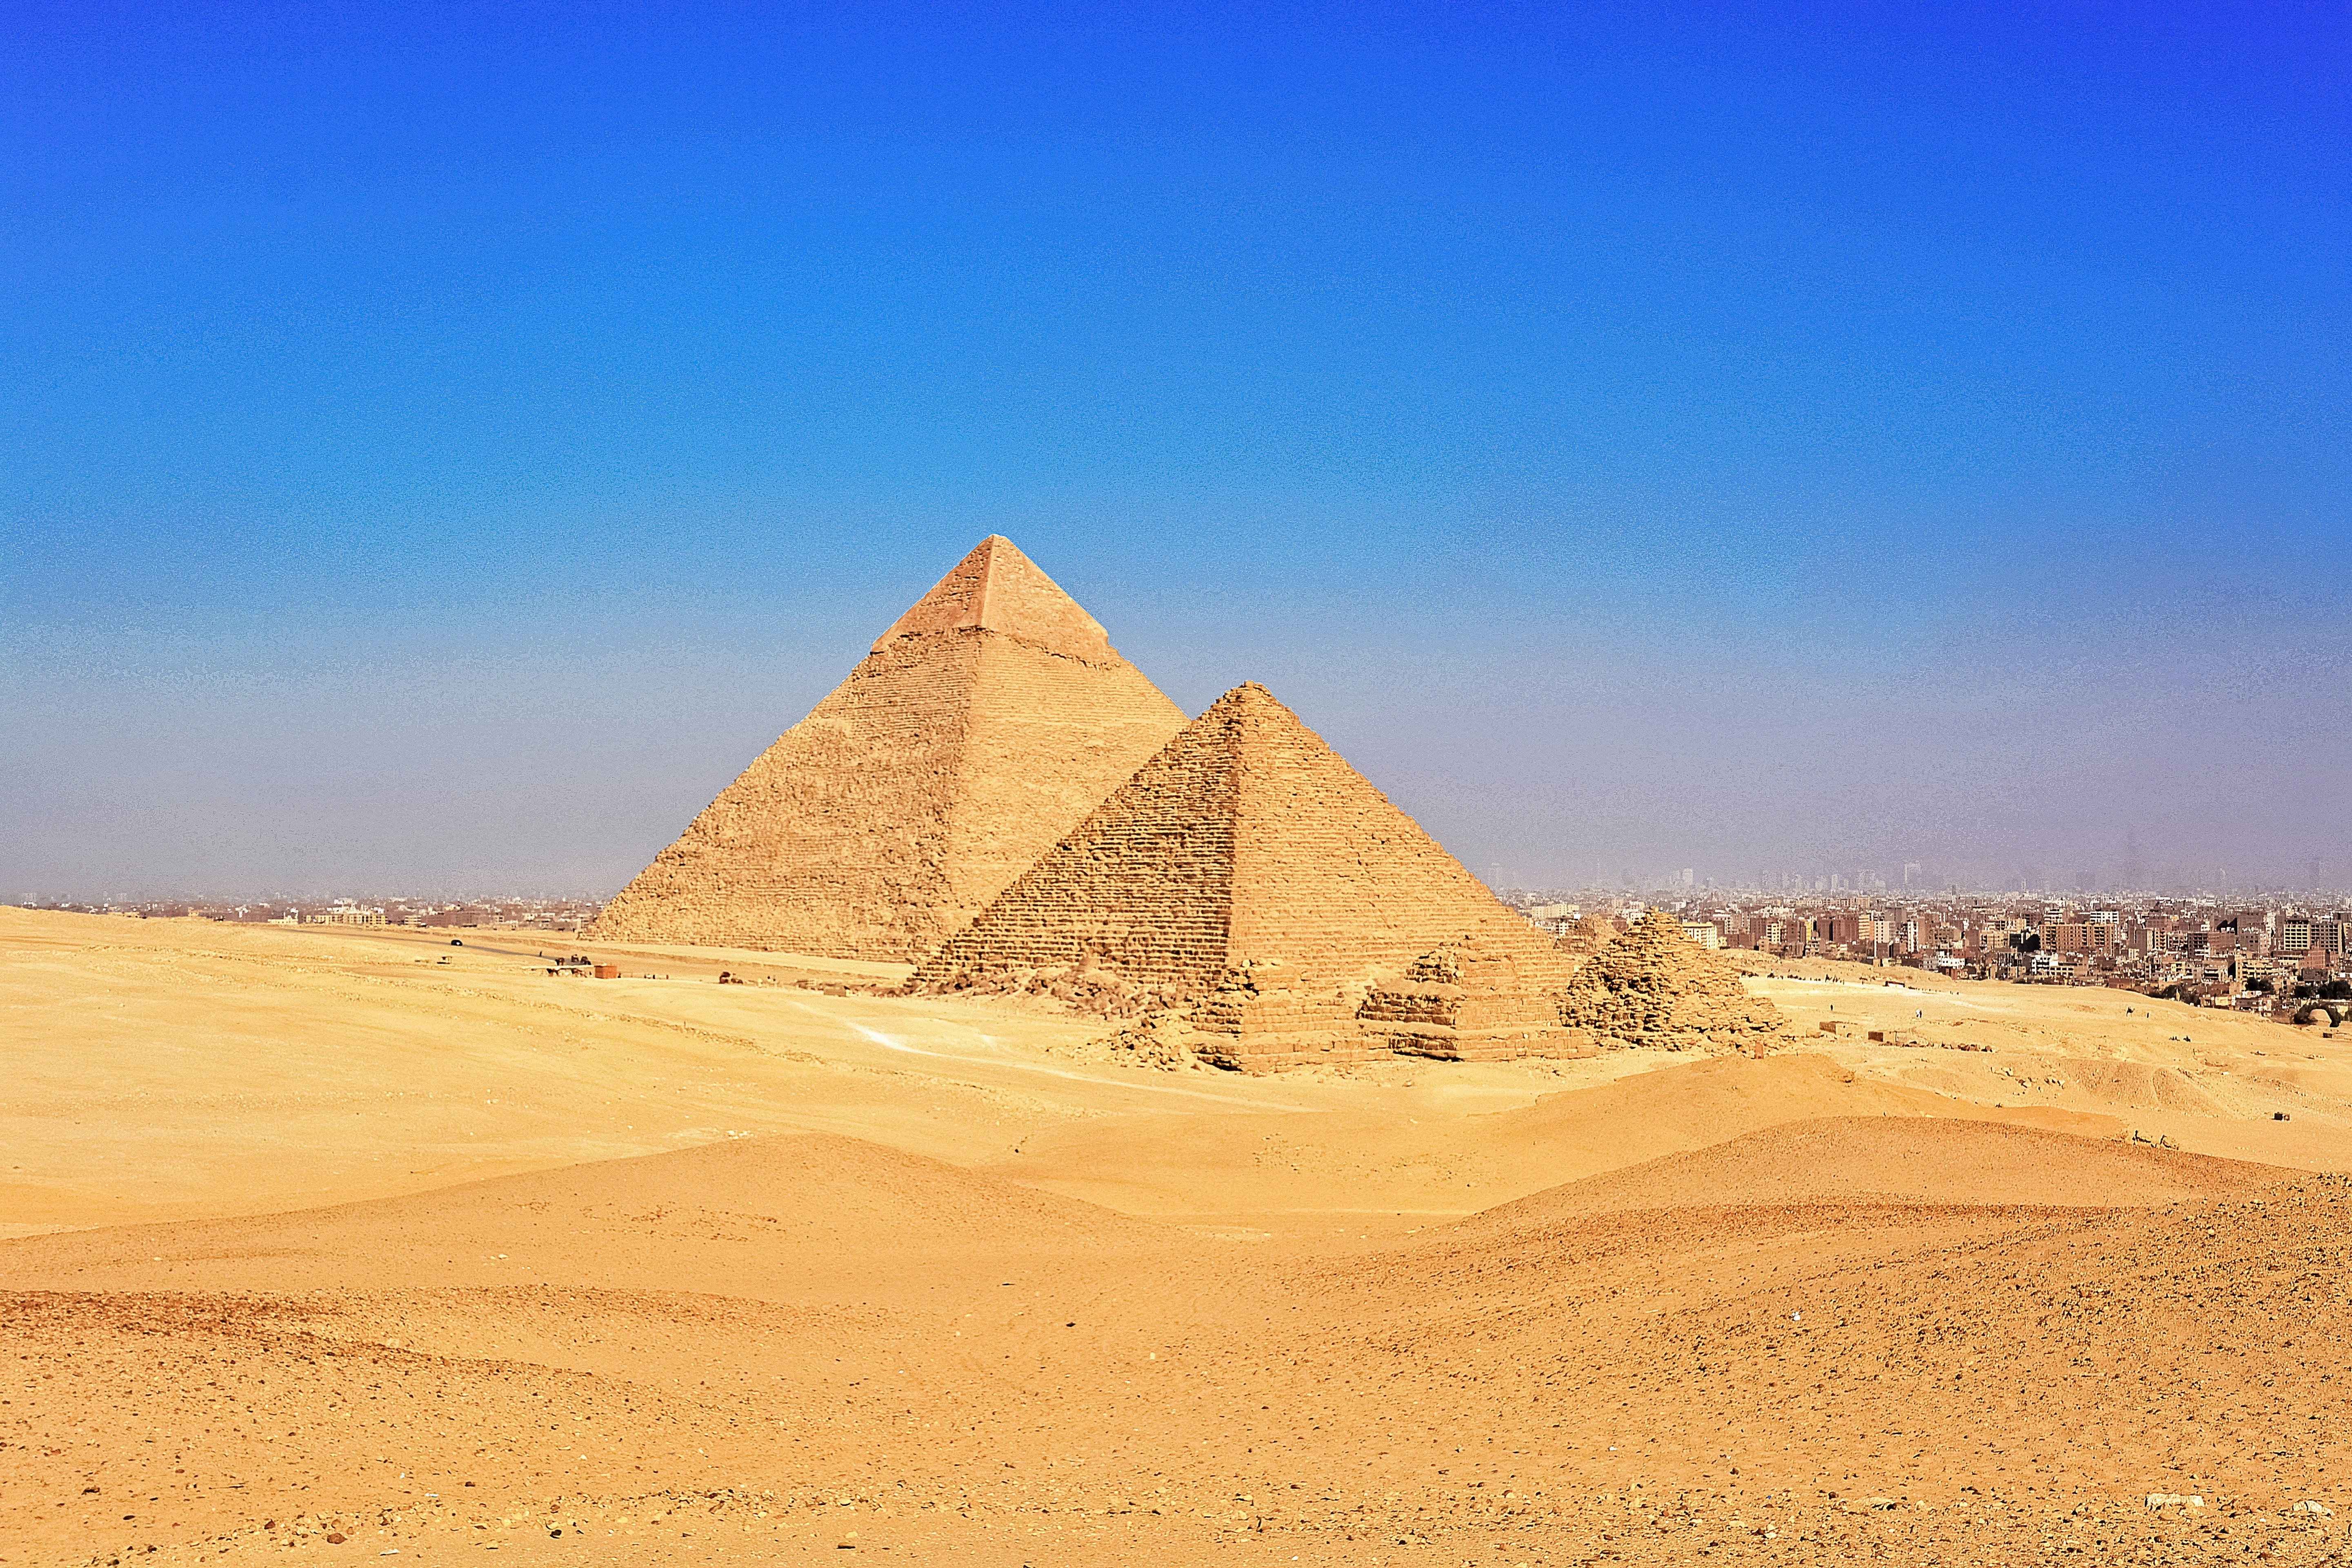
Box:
(5, 1, 2347, 899)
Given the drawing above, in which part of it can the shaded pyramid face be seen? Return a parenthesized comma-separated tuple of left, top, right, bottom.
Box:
(914, 683, 1580, 1069)
(591, 537, 1188, 961)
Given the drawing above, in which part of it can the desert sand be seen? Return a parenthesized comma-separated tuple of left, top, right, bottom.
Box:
(9, 905, 2352, 1565)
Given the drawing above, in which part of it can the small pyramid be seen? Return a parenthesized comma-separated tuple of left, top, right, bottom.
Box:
(1558, 907, 1784, 1050)
(591, 538, 1187, 961)
(914, 683, 1581, 1069)
(1556, 912, 1620, 957)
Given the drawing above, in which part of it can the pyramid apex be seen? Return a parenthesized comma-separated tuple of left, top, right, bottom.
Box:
(1206, 681, 1287, 714)
(872, 536, 1116, 661)
(1190, 683, 1332, 754)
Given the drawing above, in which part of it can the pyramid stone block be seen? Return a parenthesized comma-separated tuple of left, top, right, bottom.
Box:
(590, 537, 1187, 961)
(913, 683, 1581, 1069)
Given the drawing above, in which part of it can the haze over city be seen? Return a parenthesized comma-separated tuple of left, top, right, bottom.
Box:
(7, 3, 2346, 902)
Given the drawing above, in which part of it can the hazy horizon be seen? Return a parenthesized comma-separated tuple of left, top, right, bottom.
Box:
(24, 879, 2352, 907)
(7, 4, 2347, 901)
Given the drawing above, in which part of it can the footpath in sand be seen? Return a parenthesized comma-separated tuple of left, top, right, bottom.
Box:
(8, 905, 2352, 1566)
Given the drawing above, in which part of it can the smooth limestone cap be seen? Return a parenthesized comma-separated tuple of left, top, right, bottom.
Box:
(871, 535, 1116, 662)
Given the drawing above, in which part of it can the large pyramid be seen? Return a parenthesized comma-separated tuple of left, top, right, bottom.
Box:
(590, 537, 1188, 961)
(912, 683, 1581, 1069)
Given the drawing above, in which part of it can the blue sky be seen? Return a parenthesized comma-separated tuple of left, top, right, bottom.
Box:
(5, 1, 2347, 898)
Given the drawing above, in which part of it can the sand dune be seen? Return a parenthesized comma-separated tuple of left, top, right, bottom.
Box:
(1494, 1049, 2120, 1159)
(983, 1052, 2129, 1228)
(11, 906, 2352, 1566)
(2065, 1057, 2241, 1115)
(1262, 1173, 2352, 1551)
(0, 1134, 1163, 1300)
(1469, 1114, 2279, 1223)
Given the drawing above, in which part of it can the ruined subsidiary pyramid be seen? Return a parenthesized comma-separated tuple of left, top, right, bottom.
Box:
(1556, 912, 1621, 957)
(590, 537, 1188, 961)
(1558, 907, 1785, 1051)
(914, 683, 1581, 1069)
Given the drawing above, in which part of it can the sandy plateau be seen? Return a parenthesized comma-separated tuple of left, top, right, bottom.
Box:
(9, 906, 2352, 1566)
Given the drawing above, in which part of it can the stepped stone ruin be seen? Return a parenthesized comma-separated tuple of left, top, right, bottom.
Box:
(1556, 912, 1621, 956)
(1558, 907, 1786, 1051)
(590, 536, 1188, 961)
(912, 682, 1585, 1070)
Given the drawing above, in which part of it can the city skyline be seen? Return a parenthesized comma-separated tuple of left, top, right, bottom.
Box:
(24, 864, 2352, 911)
